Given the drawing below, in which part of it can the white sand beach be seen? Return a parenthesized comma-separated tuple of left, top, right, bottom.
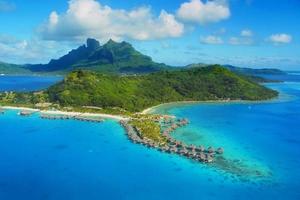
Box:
(40, 110, 128, 121)
(1, 106, 129, 121)
(2, 106, 40, 112)
(140, 98, 281, 114)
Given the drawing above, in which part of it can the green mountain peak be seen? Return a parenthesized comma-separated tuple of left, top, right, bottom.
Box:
(25, 38, 167, 74)
(86, 38, 101, 50)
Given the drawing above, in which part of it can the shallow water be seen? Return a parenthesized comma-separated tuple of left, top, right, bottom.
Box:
(0, 74, 300, 199)
(150, 75, 300, 199)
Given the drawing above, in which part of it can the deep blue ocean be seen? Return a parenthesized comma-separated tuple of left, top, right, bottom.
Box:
(0, 73, 300, 200)
(0, 75, 62, 92)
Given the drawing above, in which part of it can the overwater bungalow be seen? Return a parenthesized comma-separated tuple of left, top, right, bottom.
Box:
(41, 114, 73, 120)
(132, 139, 138, 144)
(168, 138, 176, 144)
(207, 147, 215, 154)
(180, 143, 187, 149)
(19, 110, 34, 116)
(164, 135, 171, 141)
(177, 118, 188, 126)
(191, 145, 196, 151)
(74, 116, 104, 123)
(162, 130, 170, 136)
(171, 124, 178, 130)
(162, 118, 171, 124)
(178, 148, 184, 155)
(183, 148, 189, 156)
(199, 152, 206, 161)
(161, 146, 168, 152)
(169, 146, 177, 153)
(197, 145, 205, 152)
(165, 146, 171, 153)
(175, 141, 182, 147)
(216, 147, 224, 154)
(206, 154, 214, 163)
(120, 119, 223, 164)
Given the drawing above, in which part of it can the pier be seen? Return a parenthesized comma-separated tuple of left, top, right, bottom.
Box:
(40, 113, 104, 123)
(74, 116, 104, 123)
(160, 117, 190, 136)
(40, 113, 74, 120)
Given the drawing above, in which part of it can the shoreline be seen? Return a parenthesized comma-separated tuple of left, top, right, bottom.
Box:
(1, 106, 129, 121)
(2, 106, 40, 112)
(141, 97, 283, 114)
(41, 110, 128, 121)
(141, 82, 291, 114)
(141, 100, 253, 114)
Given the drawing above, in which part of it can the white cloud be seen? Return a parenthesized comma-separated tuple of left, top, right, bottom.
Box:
(228, 37, 240, 45)
(218, 28, 227, 34)
(0, 35, 73, 64)
(227, 29, 254, 45)
(40, 0, 184, 42)
(228, 37, 253, 45)
(0, 34, 19, 45)
(269, 33, 292, 44)
(177, 0, 230, 24)
(200, 35, 223, 44)
(241, 29, 253, 37)
(49, 11, 59, 26)
(212, 27, 226, 35)
(0, 0, 15, 12)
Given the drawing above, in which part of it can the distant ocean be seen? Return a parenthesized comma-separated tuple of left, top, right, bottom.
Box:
(0, 75, 62, 92)
(0, 73, 300, 200)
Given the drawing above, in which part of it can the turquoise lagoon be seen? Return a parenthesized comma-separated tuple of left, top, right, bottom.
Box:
(0, 74, 300, 200)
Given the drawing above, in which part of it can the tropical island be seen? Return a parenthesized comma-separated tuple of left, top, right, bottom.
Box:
(2, 0, 300, 198)
(0, 38, 279, 167)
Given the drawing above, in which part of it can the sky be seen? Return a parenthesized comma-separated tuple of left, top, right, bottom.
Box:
(0, 0, 299, 70)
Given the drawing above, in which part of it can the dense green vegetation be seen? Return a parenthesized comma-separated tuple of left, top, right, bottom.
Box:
(0, 65, 278, 112)
(0, 91, 48, 107)
(26, 38, 170, 74)
(187, 63, 286, 75)
(244, 75, 283, 83)
(187, 63, 286, 83)
(38, 65, 277, 112)
(224, 65, 286, 75)
(130, 119, 166, 144)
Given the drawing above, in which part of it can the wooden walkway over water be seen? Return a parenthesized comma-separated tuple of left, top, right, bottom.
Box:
(120, 120, 224, 163)
(40, 113, 104, 123)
